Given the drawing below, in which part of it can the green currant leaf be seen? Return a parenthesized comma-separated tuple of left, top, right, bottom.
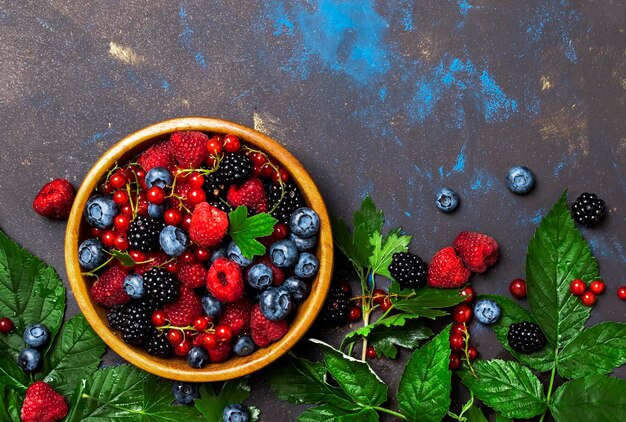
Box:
(0, 385, 22, 422)
(368, 230, 411, 279)
(367, 319, 433, 359)
(353, 196, 384, 240)
(228, 206, 277, 259)
(465, 406, 488, 422)
(298, 405, 379, 422)
(390, 285, 464, 319)
(0, 347, 28, 392)
(550, 375, 626, 421)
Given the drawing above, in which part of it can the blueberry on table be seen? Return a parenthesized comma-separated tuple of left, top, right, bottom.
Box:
(233, 335, 257, 357)
(259, 286, 292, 321)
(159, 225, 188, 257)
(202, 294, 223, 318)
(23, 324, 50, 348)
(186, 346, 209, 368)
(247, 263, 273, 290)
(505, 165, 535, 194)
(227, 241, 254, 267)
(283, 276, 310, 302)
(78, 238, 106, 270)
(171, 381, 199, 404)
(84, 195, 117, 229)
(289, 233, 317, 251)
(18, 348, 41, 372)
(473, 299, 501, 325)
(289, 207, 320, 238)
(435, 188, 459, 213)
(145, 167, 173, 189)
(223, 404, 250, 422)
(269, 239, 299, 268)
(294, 252, 319, 279)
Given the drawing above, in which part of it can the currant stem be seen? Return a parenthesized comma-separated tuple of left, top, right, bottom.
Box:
(372, 406, 409, 420)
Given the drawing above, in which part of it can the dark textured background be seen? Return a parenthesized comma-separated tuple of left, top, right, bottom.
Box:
(0, 0, 624, 420)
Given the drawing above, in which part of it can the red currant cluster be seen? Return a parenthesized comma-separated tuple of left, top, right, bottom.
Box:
(449, 287, 478, 371)
(569, 278, 605, 306)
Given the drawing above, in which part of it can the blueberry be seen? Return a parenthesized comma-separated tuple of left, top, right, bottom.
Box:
(289, 207, 320, 238)
(283, 276, 310, 302)
(506, 166, 535, 195)
(247, 263, 273, 290)
(202, 294, 223, 318)
(84, 195, 117, 229)
(289, 233, 317, 251)
(223, 404, 250, 422)
(23, 324, 50, 348)
(233, 335, 256, 357)
(210, 246, 227, 263)
(123, 274, 144, 299)
(294, 252, 319, 279)
(269, 239, 298, 268)
(474, 299, 501, 325)
(78, 238, 106, 270)
(159, 225, 188, 257)
(148, 203, 165, 219)
(18, 348, 41, 372)
(259, 286, 292, 321)
(145, 167, 173, 189)
(435, 188, 459, 213)
(187, 346, 209, 368)
(171, 381, 199, 404)
(227, 241, 254, 267)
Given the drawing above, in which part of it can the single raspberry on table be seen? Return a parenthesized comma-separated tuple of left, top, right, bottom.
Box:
(90, 266, 131, 307)
(206, 258, 244, 302)
(163, 287, 203, 326)
(21, 381, 68, 422)
(189, 202, 229, 248)
(137, 141, 174, 172)
(220, 297, 253, 335)
(168, 131, 209, 168)
(250, 304, 288, 347)
(208, 341, 232, 363)
(226, 177, 268, 214)
(427, 247, 470, 289)
(176, 262, 208, 289)
(452, 231, 499, 273)
(32, 179, 75, 220)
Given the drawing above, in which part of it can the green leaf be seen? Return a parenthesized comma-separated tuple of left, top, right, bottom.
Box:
(480, 295, 555, 372)
(0, 385, 22, 422)
(353, 196, 383, 239)
(465, 406, 488, 422)
(368, 230, 411, 279)
(248, 406, 261, 422)
(526, 192, 597, 349)
(390, 285, 464, 318)
(458, 359, 547, 419)
(0, 230, 65, 358)
(40, 314, 106, 396)
(495, 413, 514, 422)
(397, 325, 452, 422)
(109, 249, 137, 267)
(0, 347, 29, 392)
(330, 215, 364, 272)
(341, 313, 422, 349)
(298, 405, 379, 422)
(550, 375, 626, 422)
(195, 379, 252, 422)
(558, 322, 626, 379)
(311, 339, 388, 407)
(368, 319, 433, 359)
(228, 206, 277, 259)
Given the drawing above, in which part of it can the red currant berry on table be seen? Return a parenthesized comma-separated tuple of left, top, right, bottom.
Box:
(109, 171, 127, 189)
(580, 291, 596, 306)
(174, 339, 192, 356)
(164, 208, 182, 226)
(250, 152, 268, 167)
(453, 304, 473, 324)
(193, 316, 209, 331)
(449, 333, 465, 351)
(451, 323, 467, 336)
(90, 227, 102, 238)
(223, 134, 241, 152)
(216, 324, 233, 341)
(133, 168, 146, 182)
(272, 167, 289, 183)
(120, 203, 132, 215)
(467, 346, 478, 361)
(147, 186, 166, 204)
(366, 345, 377, 359)
(260, 163, 274, 178)
(103, 182, 114, 194)
(348, 306, 361, 322)
(166, 329, 183, 345)
(460, 286, 475, 303)
(449, 353, 461, 370)
(0, 317, 14, 334)
(206, 138, 223, 156)
(509, 278, 527, 299)
(202, 332, 217, 350)
(570, 279, 586, 296)
(618, 286, 626, 300)
(589, 280, 605, 295)
(151, 310, 167, 327)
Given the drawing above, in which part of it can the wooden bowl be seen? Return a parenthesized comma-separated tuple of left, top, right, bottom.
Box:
(65, 117, 333, 381)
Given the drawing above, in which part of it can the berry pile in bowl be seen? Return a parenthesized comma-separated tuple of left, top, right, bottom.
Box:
(65, 117, 332, 382)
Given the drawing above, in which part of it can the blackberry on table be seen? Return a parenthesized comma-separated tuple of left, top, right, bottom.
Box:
(269, 181, 304, 224)
(571, 192, 607, 227)
(145, 329, 173, 357)
(322, 285, 350, 326)
(216, 153, 252, 185)
(507, 321, 546, 354)
(118, 301, 152, 346)
(143, 268, 180, 307)
(388, 252, 428, 289)
(127, 216, 165, 252)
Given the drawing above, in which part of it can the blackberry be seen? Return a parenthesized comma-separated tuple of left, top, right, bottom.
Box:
(507, 321, 546, 354)
(127, 216, 165, 252)
(202, 173, 226, 202)
(268, 181, 304, 224)
(571, 192, 606, 227)
(388, 252, 428, 289)
(210, 200, 232, 214)
(322, 285, 350, 326)
(145, 330, 173, 357)
(106, 305, 124, 330)
(216, 153, 252, 185)
(118, 301, 152, 345)
(143, 268, 180, 307)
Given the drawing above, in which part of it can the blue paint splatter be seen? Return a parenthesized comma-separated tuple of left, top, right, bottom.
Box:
(530, 209, 545, 224)
(469, 169, 497, 192)
(194, 52, 207, 68)
(83, 128, 116, 146)
(525, 1, 582, 63)
(266, 2, 295, 36)
(456, 0, 473, 16)
(452, 143, 466, 173)
(379, 86, 388, 101)
(553, 151, 578, 176)
(161, 80, 172, 93)
(178, 6, 207, 68)
(404, 211, 412, 217)
(400, 0, 413, 31)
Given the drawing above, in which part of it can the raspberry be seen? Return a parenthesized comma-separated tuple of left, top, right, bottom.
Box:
(427, 247, 471, 288)
(453, 231, 499, 273)
(127, 216, 165, 252)
(176, 262, 207, 289)
(137, 141, 174, 172)
(163, 287, 203, 326)
(189, 202, 229, 248)
(21, 381, 68, 422)
(216, 153, 253, 185)
(321, 285, 350, 326)
(206, 258, 244, 302)
(32, 179, 75, 220)
(507, 321, 546, 354)
(220, 297, 252, 335)
(250, 304, 288, 347)
(134, 251, 169, 275)
(226, 177, 268, 214)
(90, 266, 131, 307)
(268, 181, 304, 224)
(145, 330, 174, 357)
(571, 192, 607, 227)
(388, 252, 428, 289)
(143, 267, 180, 306)
(168, 131, 209, 168)
(208, 341, 232, 363)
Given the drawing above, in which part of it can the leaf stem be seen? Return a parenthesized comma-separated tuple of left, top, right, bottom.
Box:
(372, 406, 409, 420)
(539, 350, 558, 422)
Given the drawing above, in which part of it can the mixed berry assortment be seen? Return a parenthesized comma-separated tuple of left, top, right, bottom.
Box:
(77, 130, 322, 369)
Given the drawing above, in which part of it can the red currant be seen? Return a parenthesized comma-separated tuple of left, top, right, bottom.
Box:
(136, 199, 148, 216)
(580, 291, 596, 306)
(467, 346, 478, 361)
(589, 280, 605, 295)
(147, 186, 166, 204)
(113, 190, 129, 205)
(174, 339, 192, 356)
(204, 155, 216, 167)
(194, 247, 210, 262)
(570, 279, 586, 296)
(166, 329, 183, 345)
(223, 134, 241, 152)
(380, 296, 392, 311)
(372, 289, 387, 305)
(272, 167, 289, 183)
(260, 164, 275, 178)
(206, 138, 223, 156)
(114, 233, 128, 251)
(188, 172, 205, 188)
(202, 332, 217, 350)
(120, 204, 132, 215)
(165, 261, 178, 273)
(114, 214, 130, 232)
(452, 304, 473, 324)
(129, 250, 146, 263)
(460, 286, 475, 303)
(449, 353, 461, 370)
(449, 333, 465, 351)
(173, 167, 189, 182)
(164, 208, 182, 226)
(192, 333, 205, 347)
(103, 182, 114, 194)
(90, 227, 102, 238)
(0, 317, 14, 334)
(451, 323, 467, 336)
(339, 282, 352, 295)
(101, 230, 116, 248)
(273, 223, 289, 240)
(188, 188, 206, 205)
(348, 306, 361, 321)
(365, 345, 377, 359)
(509, 278, 527, 299)
(180, 251, 195, 264)
(151, 310, 167, 327)
(181, 213, 193, 231)
(134, 168, 146, 183)
(193, 316, 209, 331)
(215, 324, 233, 341)
(618, 286, 626, 300)
(109, 171, 127, 189)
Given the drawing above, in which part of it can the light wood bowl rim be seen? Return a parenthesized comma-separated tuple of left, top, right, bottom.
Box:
(65, 117, 333, 381)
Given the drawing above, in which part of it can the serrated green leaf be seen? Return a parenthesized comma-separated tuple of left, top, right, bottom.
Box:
(390, 285, 464, 318)
(368, 230, 411, 279)
(465, 406, 488, 422)
(397, 325, 452, 422)
(550, 376, 626, 422)
(0, 230, 65, 358)
(526, 192, 597, 349)
(353, 196, 383, 238)
(494, 414, 513, 422)
(312, 339, 388, 407)
(330, 215, 364, 272)
(0, 385, 22, 422)
(341, 313, 421, 349)
(229, 206, 277, 259)
(109, 249, 137, 267)
(368, 319, 433, 359)
(0, 346, 29, 392)
(40, 314, 106, 396)
(298, 405, 379, 422)
(480, 295, 555, 372)
(195, 379, 252, 422)
(558, 322, 626, 379)
(458, 359, 547, 419)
